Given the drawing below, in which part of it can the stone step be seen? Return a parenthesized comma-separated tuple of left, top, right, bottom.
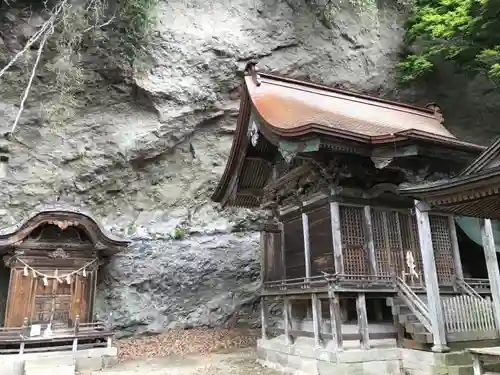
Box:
(24, 355, 75, 368)
(24, 364, 75, 375)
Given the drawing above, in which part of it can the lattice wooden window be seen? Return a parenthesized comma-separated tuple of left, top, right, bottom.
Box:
(398, 212, 424, 284)
(340, 205, 368, 275)
(429, 215, 455, 284)
(371, 209, 399, 276)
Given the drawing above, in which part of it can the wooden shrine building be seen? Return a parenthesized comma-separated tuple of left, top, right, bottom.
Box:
(211, 62, 500, 367)
(0, 205, 129, 354)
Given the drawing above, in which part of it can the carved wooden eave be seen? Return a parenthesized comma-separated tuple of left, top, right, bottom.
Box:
(460, 136, 500, 176)
(0, 204, 130, 255)
(399, 166, 500, 220)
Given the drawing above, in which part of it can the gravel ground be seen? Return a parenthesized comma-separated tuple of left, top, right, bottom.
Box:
(77, 328, 279, 375)
(86, 347, 279, 375)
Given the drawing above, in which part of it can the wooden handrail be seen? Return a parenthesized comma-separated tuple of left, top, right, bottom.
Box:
(396, 277, 433, 332)
(455, 277, 484, 299)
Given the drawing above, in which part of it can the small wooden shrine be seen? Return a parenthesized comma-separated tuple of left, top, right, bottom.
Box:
(211, 62, 500, 365)
(0, 205, 129, 354)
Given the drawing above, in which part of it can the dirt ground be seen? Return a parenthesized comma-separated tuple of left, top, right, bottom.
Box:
(89, 348, 280, 375)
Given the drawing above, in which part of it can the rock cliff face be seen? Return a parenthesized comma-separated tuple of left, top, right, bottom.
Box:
(0, 0, 497, 335)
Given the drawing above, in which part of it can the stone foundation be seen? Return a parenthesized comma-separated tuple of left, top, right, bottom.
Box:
(3, 347, 118, 375)
(257, 336, 500, 375)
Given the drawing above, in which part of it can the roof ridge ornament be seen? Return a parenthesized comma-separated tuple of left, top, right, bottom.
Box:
(425, 102, 444, 124)
(245, 61, 261, 86)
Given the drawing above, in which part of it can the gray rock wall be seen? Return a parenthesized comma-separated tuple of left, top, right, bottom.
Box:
(0, 0, 497, 335)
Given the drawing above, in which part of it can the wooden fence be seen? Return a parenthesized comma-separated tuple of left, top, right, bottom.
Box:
(442, 295, 496, 333)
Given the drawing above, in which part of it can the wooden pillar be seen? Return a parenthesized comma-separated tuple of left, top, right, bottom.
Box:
(280, 222, 286, 280)
(448, 216, 464, 281)
(311, 293, 323, 347)
(328, 290, 343, 351)
(363, 205, 377, 275)
(330, 201, 344, 274)
(283, 297, 294, 345)
(302, 212, 311, 280)
(414, 200, 449, 352)
(356, 293, 370, 349)
(261, 297, 269, 340)
(480, 218, 500, 332)
(260, 230, 267, 284)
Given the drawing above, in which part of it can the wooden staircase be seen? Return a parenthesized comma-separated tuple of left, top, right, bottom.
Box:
(390, 277, 499, 346)
(388, 295, 433, 344)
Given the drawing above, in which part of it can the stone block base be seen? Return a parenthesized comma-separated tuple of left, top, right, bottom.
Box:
(2, 347, 118, 375)
(257, 336, 500, 375)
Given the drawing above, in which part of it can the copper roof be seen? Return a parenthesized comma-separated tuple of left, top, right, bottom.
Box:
(247, 70, 481, 150)
(212, 64, 484, 208)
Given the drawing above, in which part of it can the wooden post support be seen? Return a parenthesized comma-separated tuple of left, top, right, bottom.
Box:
(480, 218, 500, 333)
(302, 212, 312, 280)
(356, 293, 370, 349)
(448, 216, 464, 281)
(472, 354, 484, 375)
(73, 315, 80, 352)
(20, 317, 28, 355)
(363, 205, 377, 275)
(260, 230, 267, 285)
(330, 201, 344, 274)
(311, 293, 323, 347)
(261, 297, 269, 340)
(283, 297, 294, 345)
(107, 312, 113, 348)
(280, 222, 286, 281)
(414, 200, 449, 352)
(328, 290, 343, 351)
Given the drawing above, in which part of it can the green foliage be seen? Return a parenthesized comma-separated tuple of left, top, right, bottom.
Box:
(397, 0, 500, 83)
(172, 227, 186, 240)
(109, 0, 158, 66)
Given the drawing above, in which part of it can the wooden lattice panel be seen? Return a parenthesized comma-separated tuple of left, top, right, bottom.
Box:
(371, 209, 392, 276)
(395, 212, 424, 285)
(340, 206, 368, 275)
(429, 215, 455, 284)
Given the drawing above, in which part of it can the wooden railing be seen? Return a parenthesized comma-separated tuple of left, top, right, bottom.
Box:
(442, 295, 497, 334)
(396, 277, 433, 332)
(0, 314, 113, 354)
(455, 277, 483, 299)
(263, 273, 395, 293)
(463, 278, 491, 292)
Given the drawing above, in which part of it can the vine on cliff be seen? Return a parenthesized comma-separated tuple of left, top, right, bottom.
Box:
(397, 0, 500, 84)
(0, 0, 158, 133)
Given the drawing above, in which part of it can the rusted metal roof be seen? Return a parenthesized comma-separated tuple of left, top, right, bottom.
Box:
(212, 63, 484, 209)
(247, 68, 482, 150)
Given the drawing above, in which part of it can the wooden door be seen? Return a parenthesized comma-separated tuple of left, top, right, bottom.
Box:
(4, 269, 35, 327)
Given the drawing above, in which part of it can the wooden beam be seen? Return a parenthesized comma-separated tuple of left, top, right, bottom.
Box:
(330, 202, 344, 274)
(280, 222, 286, 280)
(363, 206, 377, 275)
(283, 297, 294, 345)
(328, 290, 343, 351)
(415, 200, 449, 352)
(480, 218, 500, 333)
(311, 293, 323, 347)
(260, 231, 266, 283)
(356, 293, 370, 349)
(302, 212, 311, 280)
(261, 297, 269, 340)
(448, 216, 464, 281)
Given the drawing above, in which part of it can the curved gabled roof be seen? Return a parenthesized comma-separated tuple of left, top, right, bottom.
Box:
(0, 204, 130, 252)
(246, 72, 479, 148)
(212, 64, 483, 208)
